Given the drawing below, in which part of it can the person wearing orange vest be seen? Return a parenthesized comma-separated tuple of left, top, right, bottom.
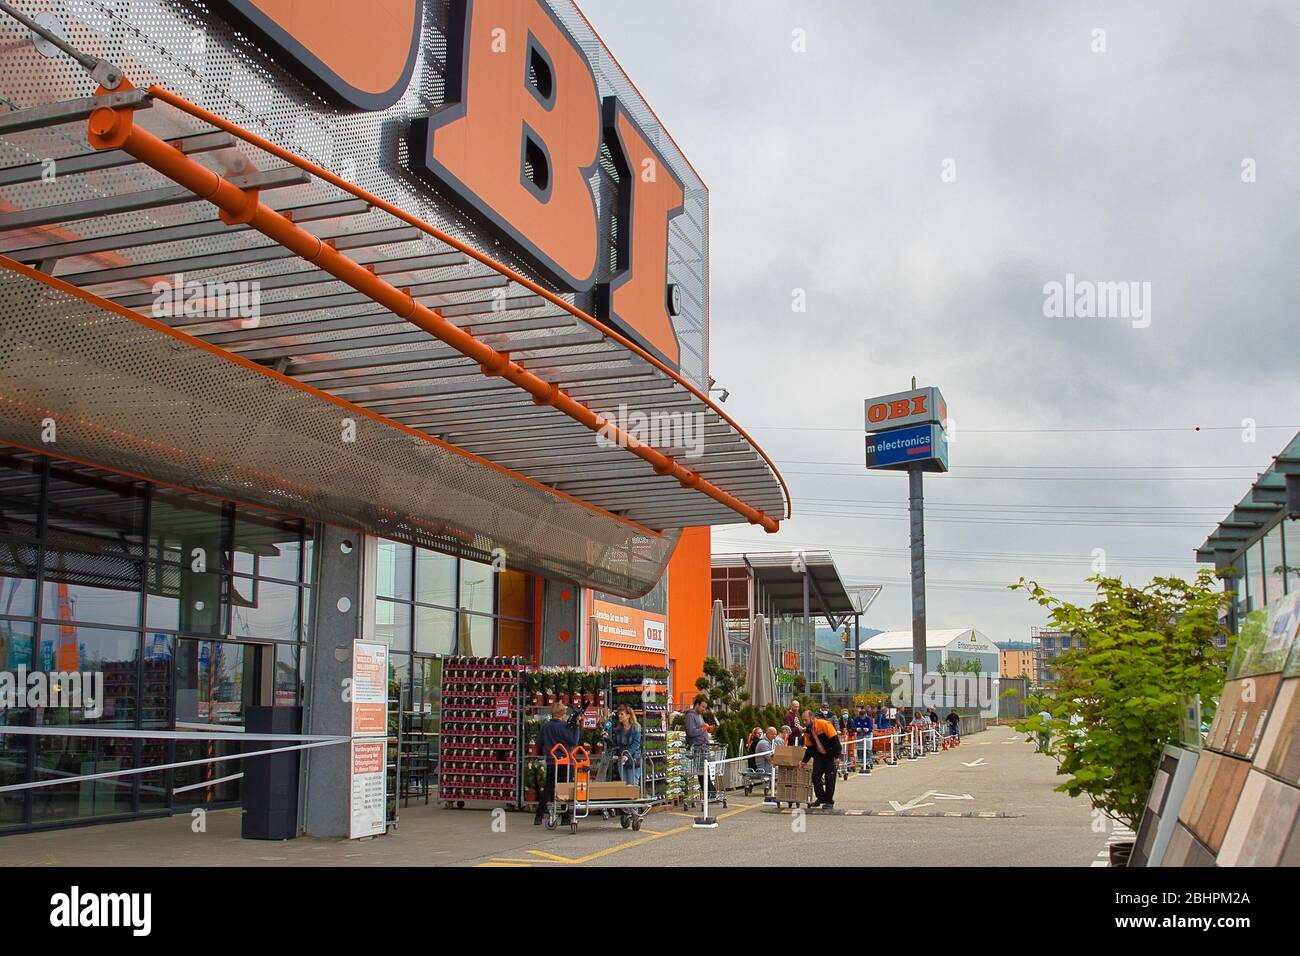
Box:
(800, 709, 843, 809)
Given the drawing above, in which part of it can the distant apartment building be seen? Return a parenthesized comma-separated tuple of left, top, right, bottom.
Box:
(1031, 627, 1078, 682)
(997, 641, 1038, 681)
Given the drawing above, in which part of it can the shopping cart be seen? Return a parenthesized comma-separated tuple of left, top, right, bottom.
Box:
(839, 731, 856, 780)
(739, 758, 772, 797)
(681, 743, 728, 810)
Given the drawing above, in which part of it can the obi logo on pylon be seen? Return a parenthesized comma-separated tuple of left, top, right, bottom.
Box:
(407, 0, 684, 367)
(864, 386, 948, 432)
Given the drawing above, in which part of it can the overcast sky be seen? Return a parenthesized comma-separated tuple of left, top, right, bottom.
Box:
(582, 0, 1300, 641)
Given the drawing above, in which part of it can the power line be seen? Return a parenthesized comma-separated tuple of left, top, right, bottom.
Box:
(753, 424, 1298, 434)
(796, 497, 1228, 511)
(780, 470, 1256, 482)
(712, 536, 1199, 565)
(778, 459, 1265, 470)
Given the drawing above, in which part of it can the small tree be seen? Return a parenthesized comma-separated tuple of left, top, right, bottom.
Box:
(1011, 571, 1231, 831)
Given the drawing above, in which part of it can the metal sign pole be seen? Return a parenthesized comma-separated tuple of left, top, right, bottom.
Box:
(909, 465, 927, 712)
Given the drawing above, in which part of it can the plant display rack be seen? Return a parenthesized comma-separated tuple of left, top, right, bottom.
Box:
(521, 667, 610, 807)
(438, 655, 525, 809)
(609, 664, 670, 801)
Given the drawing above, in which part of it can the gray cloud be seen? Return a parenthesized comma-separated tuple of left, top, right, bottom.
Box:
(582, 0, 1300, 638)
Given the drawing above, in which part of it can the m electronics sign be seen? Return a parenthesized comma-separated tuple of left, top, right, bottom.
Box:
(864, 424, 949, 472)
(212, 0, 693, 373)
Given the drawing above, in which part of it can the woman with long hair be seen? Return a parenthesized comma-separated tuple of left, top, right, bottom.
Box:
(613, 705, 642, 789)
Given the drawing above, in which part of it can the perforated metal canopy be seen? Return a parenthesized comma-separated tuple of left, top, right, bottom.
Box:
(0, 2, 789, 595)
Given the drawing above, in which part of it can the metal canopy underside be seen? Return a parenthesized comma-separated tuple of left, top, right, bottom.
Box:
(0, 260, 675, 594)
(713, 551, 871, 618)
(0, 87, 788, 591)
(1196, 432, 1299, 566)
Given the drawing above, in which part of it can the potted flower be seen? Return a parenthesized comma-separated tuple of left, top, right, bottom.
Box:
(543, 668, 557, 705)
(524, 762, 540, 803)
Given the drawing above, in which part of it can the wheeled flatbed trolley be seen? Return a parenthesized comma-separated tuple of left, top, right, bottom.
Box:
(545, 744, 663, 834)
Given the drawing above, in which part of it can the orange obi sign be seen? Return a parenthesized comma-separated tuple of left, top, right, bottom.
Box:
(215, 0, 688, 370)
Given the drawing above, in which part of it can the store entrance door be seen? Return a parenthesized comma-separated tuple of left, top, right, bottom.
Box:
(172, 639, 275, 806)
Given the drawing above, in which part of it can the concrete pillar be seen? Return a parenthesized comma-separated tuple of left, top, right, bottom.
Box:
(540, 578, 580, 666)
(300, 525, 364, 838)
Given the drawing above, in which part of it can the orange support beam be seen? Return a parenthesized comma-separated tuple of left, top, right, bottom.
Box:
(86, 97, 780, 533)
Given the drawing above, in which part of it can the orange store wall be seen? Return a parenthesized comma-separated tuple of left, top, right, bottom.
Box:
(667, 526, 711, 710)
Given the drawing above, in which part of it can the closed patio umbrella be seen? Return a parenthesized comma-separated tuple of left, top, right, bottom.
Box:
(588, 614, 601, 669)
(706, 599, 730, 668)
(746, 614, 778, 709)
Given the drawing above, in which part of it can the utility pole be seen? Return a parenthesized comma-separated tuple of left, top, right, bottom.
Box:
(909, 464, 926, 709)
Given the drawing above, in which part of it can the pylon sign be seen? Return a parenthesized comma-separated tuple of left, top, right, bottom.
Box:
(864, 386, 949, 473)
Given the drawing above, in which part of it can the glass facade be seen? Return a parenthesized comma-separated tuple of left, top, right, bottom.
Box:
(372, 539, 536, 784)
(0, 451, 311, 832)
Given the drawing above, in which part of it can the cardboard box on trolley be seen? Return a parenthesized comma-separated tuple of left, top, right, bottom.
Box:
(772, 744, 805, 768)
(774, 764, 814, 804)
(556, 782, 640, 801)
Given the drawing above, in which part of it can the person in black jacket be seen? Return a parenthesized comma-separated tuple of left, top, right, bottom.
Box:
(800, 710, 843, 810)
(533, 702, 580, 825)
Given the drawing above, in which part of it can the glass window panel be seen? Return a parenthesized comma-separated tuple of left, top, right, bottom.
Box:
(303, 534, 315, 584)
(376, 540, 413, 600)
(375, 598, 412, 652)
(42, 551, 142, 628)
(36, 624, 138, 725)
(44, 466, 144, 559)
(144, 561, 225, 635)
(498, 618, 531, 658)
(274, 643, 300, 706)
(415, 548, 456, 607)
(497, 569, 531, 621)
(140, 634, 172, 728)
(389, 653, 409, 710)
(148, 493, 224, 570)
(0, 537, 37, 617)
(0, 453, 41, 538)
(0, 619, 34, 672)
(31, 735, 137, 822)
(1286, 518, 1300, 597)
(414, 605, 455, 655)
(230, 511, 303, 581)
(459, 559, 493, 614)
(462, 611, 493, 656)
(0, 623, 35, 815)
(1249, 541, 1266, 612)
(229, 577, 301, 642)
(175, 639, 249, 731)
(0, 724, 27, 825)
(1262, 523, 1285, 606)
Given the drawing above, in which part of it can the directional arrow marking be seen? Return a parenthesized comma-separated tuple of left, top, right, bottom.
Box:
(961, 757, 988, 767)
(888, 789, 938, 812)
(886, 788, 975, 811)
(888, 799, 935, 811)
